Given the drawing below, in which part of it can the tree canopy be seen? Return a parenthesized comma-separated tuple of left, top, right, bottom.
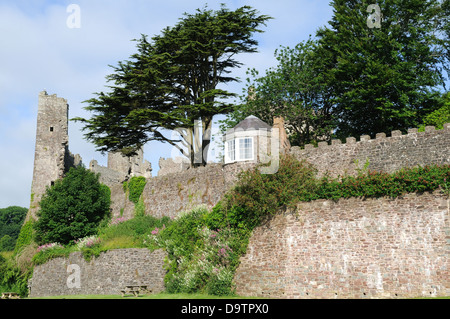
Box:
(226, 0, 449, 145)
(75, 5, 271, 166)
(0, 206, 27, 251)
(222, 39, 335, 147)
(316, 0, 449, 138)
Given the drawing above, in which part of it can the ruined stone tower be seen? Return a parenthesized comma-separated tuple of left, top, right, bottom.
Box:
(26, 91, 150, 221)
(27, 91, 72, 221)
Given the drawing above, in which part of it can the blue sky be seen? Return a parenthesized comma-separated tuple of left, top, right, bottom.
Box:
(0, 0, 334, 208)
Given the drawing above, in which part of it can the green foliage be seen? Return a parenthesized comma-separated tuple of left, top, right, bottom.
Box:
(127, 176, 147, 205)
(0, 206, 27, 252)
(315, 0, 448, 138)
(315, 165, 450, 200)
(99, 215, 171, 248)
(134, 198, 146, 218)
(224, 39, 335, 147)
(0, 235, 14, 252)
(145, 207, 238, 296)
(419, 92, 450, 131)
(0, 254, 31, 297)
(32, 245, 73, 265)
(14, 220, 34, 255)
(34, 166, 111, 246)
(220, 155, 318, 228)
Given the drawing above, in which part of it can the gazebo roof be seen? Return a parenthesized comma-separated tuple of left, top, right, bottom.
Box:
(225, 115, 272, 135)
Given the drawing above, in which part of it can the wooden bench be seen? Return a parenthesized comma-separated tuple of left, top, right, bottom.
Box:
(1, 292, 20, 299)
(120, 285, 152, 297)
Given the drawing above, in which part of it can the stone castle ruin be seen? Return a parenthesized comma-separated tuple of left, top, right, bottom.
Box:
(28, 91, 79, 221)
(26, 91, 285, 222)
(27, 91, 449, 298)
(27, 91, 152, 221)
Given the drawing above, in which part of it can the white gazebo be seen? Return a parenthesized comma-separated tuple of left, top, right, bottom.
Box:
(223, 115, 276, 165)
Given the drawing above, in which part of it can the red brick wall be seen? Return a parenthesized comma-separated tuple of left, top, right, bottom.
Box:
(234, 191, 449, 299)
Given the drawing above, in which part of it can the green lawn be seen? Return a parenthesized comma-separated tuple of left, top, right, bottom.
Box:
(29, 293, 450, 299)
(29, 292, 262, 299)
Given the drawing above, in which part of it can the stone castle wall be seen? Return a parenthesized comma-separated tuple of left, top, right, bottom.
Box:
(27, 91, 450, 298)
(109, 162, 254, 220)
(29, 248, 166, 298)
(107, 124, 450, 221)
(234, 191, 449, 299)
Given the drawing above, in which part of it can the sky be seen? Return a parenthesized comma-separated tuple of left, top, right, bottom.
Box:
(0, 0, 334, 209)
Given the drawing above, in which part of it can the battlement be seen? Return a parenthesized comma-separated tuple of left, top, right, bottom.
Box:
(290, 123, 450, 178)
(301, 123, 450, 149)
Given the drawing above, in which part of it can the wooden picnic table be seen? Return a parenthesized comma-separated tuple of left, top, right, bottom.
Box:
(1, 292, 20, 299)
(120, 285, 152, 297)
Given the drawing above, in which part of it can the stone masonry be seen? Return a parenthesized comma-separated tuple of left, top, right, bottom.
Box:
(110, 162, 254, 220)
(27, 91, 81, 221)
(290, 124, 450, 178)
(234, 190, 449, 299)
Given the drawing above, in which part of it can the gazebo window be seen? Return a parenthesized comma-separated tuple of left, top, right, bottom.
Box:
(227, 140, 235, 162)
(223, 115, 271, 165)
(238, 137, 253, 161)
(225, 137, 254, 163)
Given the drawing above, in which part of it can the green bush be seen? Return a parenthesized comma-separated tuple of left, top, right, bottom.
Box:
(32, 244, 73, 265)
(419, 92, 450, 131)
(314, 165, 450, 200)
(145, 207, 249, 296)
(14, 220, 34, 255)
(0, 253, 32, 297)
(34, 166, 111, 245)
(0, 235, 14, 252)
(0, 206, 27, 252)
(127, 176, 147, 204)
(219, 155, 318, 229)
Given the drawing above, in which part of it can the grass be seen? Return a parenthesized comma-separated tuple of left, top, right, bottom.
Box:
(28, 293, 450, 299)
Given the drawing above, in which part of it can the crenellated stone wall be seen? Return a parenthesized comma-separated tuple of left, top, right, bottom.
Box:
(290, 124, 450, 178)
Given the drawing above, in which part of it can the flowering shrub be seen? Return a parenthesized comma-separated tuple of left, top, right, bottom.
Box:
(37, 242, 64, 252)
(75, 235, 102, 250)
(162, 225, 237, 295)
(33, 242, 70, 266)
(314, 164, 450, 200)
(110, 217, 128, 225)
(142, 207, 238, 295)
